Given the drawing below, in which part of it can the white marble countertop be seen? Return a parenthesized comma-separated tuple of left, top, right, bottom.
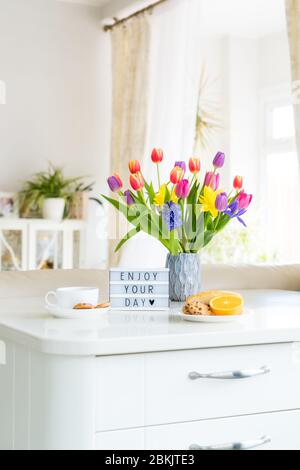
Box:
(0, 290, 300, 356)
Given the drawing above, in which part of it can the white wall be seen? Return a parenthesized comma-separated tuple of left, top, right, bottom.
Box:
(258, 32, 291, 90)
(0, 0, 112, 267)
(228, 37, 259, 194)
(0, 0, 110, 192)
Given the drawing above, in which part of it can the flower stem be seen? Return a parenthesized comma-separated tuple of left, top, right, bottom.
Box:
(157, 164, 161, 189)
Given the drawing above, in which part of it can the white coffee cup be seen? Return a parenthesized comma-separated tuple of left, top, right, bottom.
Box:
(45, 287, 99, 310)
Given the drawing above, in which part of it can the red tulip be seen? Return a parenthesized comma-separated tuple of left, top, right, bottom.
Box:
(151, 148, 164, 163)
(237, 191, 252, 210)
(130, 172, 144, 191)
(233, 175, 243, 190)
(128, 160, 141, 174)
(189, 158, 201, 174)
(170, 166, 185, 184)
(107, 174, 123, 192)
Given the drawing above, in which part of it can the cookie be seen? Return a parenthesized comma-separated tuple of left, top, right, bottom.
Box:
(73, 303, 94, 310)
(183, 300, 211, 316)
(94, 302, 110, 309)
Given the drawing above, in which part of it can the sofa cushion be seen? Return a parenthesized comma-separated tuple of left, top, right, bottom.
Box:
(0, 269, 107, 300)
(0, 264, 299, 300)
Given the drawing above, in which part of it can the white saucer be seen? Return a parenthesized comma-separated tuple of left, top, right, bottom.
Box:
(178, 309, 250, 323)
(45, 305, 110, 319)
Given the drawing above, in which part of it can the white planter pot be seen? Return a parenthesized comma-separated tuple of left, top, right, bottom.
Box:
(42, 198, 65, 222)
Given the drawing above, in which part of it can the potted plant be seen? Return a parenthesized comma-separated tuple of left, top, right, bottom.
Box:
(18, 165, 87, 222)
(68, 181, 95, 220)
(103, 149, 252, 301)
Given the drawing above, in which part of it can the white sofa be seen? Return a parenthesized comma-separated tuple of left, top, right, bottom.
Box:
(0, 265, 299, 300)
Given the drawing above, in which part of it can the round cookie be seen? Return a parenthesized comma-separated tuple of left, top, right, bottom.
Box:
(73, 303, 94, 310)
(183, 300, 211, 316)
(94, 302, 110, 309)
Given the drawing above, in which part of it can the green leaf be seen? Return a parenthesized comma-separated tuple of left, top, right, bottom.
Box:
(144, 180, 156, 205)
(164, 185, 171, 203)
(203, 230, 215, 247)
(187, 180, 200, 205)
(115, 227, 141, 252)
(90, 197, 103, 206)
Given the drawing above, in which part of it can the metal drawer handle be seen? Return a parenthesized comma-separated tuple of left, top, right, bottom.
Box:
(189, 435, 271, 451)
(189, 365, 270, 380)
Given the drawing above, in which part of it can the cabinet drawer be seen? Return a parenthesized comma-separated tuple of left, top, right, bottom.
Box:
(145, 410, 300, 450)
(95, 410, 300, 450)
(144, 343, 300, 425)
(95, 354, 144, 431)
(96, 428, 144, 450)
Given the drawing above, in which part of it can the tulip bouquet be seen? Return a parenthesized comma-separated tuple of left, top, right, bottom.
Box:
(104, 150, 252, 256)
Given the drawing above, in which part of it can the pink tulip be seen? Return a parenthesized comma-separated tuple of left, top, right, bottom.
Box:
(204, 171, 220, 191)
(175, 179, 190, 199)
(237, 191, 253, 210)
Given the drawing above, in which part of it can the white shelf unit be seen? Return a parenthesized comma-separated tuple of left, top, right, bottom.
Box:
(0, 219, 85, 271)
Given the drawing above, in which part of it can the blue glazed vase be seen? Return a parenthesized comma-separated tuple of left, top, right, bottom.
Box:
(166, 253, 201, 302)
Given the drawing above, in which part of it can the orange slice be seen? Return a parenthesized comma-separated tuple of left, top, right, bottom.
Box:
(209, 294, 244, 316)
(187, 290, 232, 306)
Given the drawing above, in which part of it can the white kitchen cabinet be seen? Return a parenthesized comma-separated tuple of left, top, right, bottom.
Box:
(1, 290, 300, 450)
(0, 218, 85, 271)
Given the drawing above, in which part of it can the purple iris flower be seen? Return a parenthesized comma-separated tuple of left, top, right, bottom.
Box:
(224, 200, 247, 227)
(175, 161, 186, 172)
(162, 202, 182, 231)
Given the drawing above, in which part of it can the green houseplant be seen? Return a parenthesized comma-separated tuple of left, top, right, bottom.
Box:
(18, 165, 91, 221)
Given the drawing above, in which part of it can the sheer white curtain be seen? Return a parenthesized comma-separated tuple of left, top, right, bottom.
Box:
(286, 0, 300, 169)
(119, 0, 202, 268)
(109, 16, 150, 266)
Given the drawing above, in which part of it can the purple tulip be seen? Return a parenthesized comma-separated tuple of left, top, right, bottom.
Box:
(215, 192, 228, 212)
(107, 173, 123, 192)
(175, 179, 190, 199)
(175, 161, 186, 173)
(204, 171, 220, 191)
(124, 189, 135, 206)
(213, 152, 225, 169)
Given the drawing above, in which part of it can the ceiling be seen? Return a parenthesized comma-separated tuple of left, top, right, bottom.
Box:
(58, 0, 286, 37)
(58, 0, 110, 6)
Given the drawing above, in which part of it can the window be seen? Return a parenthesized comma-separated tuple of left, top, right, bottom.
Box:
(264, 100, 300, 263)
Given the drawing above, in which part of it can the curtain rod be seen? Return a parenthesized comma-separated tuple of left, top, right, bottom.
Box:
(103, 0, 168, 32)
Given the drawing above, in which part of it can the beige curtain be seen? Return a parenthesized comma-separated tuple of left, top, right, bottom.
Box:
(286, 0, 300, 168)
(109, 15, 150, 266)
